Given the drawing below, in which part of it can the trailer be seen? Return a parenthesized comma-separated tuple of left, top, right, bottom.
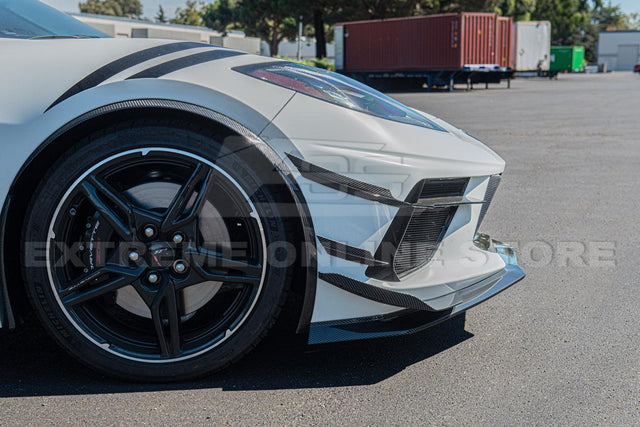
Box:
(334, 13, 514, 91)
(550, 46, 585, 73)
(514, 21, 551, 74)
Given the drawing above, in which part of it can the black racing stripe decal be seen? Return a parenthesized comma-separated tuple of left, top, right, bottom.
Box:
(127, 49, 246, 80)
(45, 42, 207, 112)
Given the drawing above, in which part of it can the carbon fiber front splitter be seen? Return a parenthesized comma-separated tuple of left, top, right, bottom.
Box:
(308, 240, 524, 345)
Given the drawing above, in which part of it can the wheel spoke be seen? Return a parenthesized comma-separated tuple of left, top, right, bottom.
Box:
(184, 246, 262, 288)
(191, 263, 262, 287)
(60, 265, 145, 306)
(161, 163, 214, 231)
(150, 282, 182, 358)
(81, 175, 135, 240)
(186, 247, 263, 277)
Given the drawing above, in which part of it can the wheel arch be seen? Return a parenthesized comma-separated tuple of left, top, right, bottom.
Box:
(1, 100, 317, 335)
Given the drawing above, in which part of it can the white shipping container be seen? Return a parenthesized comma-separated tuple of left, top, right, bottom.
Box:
(514, 21, 551, 71)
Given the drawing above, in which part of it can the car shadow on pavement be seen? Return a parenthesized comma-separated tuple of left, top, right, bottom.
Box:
(0, 314, 470, 397)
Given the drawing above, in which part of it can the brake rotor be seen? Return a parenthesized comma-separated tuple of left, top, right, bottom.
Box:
(83, 180, 231, 319)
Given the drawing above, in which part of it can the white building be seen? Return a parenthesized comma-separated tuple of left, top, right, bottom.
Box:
(260, 38, 335, 61)
(597, 30, 640, 71)
(70, 13, 261, 55)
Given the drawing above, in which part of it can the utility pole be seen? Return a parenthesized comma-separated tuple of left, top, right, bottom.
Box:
(296, 15, 303, 60)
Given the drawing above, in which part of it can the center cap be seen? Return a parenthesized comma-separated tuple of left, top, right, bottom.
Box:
(146, 242, 176, 268)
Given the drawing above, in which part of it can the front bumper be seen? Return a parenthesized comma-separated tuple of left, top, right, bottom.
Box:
(308, 238, 524, 345)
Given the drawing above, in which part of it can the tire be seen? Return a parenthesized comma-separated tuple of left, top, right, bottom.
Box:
(22, 118, 295, 381)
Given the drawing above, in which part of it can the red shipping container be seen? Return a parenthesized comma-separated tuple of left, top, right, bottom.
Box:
(496, 16, 514, 68)
(337, 13, 513, 72)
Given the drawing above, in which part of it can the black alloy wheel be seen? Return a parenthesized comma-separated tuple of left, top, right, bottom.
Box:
(22, 119, 295, 381)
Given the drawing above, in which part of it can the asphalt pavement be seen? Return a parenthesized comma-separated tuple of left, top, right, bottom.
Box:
(1, 72, 638, 425)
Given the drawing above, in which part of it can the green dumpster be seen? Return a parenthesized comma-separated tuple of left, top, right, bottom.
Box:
(550, 46, 585, 72)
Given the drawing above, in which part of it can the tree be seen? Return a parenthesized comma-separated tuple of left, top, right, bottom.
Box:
(499, 0, 537, 20)
(79, 0, 142, 18)
(238, 0, 300, 56)
(309, 0, 440, 59)
(352, 0, 424, 19)
(532, 0, 589, 44)
(575, 2, 639, 61)
(594, 3, 637, 30)
(309, 0, 507, 59)
(156, 5, 167, 23)
(180, 0, 640, 62)
(171, 0, 205, 26)
(305, 0, 340, 59)
(529, 0, 638, 62)
(313, 7, 327, 58)
(201, 0, 238, 31)
(203, 0, 299, 55)
(79, 0, 122, 16)
(628, 12, 640, 30)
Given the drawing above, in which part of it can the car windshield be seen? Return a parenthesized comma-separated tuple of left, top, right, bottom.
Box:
(0, 0, 107, 39)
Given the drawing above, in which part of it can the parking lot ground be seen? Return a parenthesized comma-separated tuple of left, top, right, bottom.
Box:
(1, 72, 638, 425)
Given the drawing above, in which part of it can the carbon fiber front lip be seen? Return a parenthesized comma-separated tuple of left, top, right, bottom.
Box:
(309, 240, 524, 344)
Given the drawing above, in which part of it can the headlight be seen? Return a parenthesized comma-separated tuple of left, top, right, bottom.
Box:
(234, 61, 446, 132)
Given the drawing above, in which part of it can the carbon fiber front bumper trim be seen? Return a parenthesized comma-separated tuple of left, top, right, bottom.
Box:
(310, 240, 524, 344)
(287, 153, 485, 209)
(317, 236, 388, 267)
(287, 153, 403, 206)
(319, 272, 436, 311)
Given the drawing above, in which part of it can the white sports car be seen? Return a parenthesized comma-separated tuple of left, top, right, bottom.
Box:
(0, 0, 524, 381)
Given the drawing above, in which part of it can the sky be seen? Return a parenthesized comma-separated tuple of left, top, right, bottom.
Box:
(40, 0, 215, 18)
(613, 0, 639, 15)
(41, 0, 640, 19)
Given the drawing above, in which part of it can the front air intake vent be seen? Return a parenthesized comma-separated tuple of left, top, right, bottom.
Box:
(393, 205, 458, 277)
(367, 178, 469, 281)
(418, 178, 469, 200)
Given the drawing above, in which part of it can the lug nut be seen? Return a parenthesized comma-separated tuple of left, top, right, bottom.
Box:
(172, 233, 184, 245)
(143, 226, 156, 238)
(147, 273, 160, 284)
(128, 251, 140, 262)
(173, 260, 188, 274)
